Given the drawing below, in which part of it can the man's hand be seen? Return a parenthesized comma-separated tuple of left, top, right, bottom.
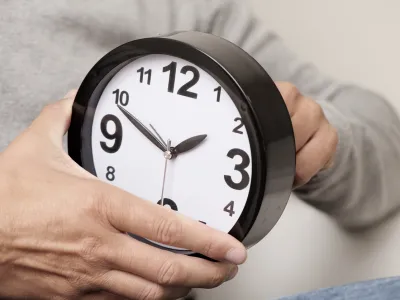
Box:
(276, 82, 339, 188)
(0, 91, 246, 300)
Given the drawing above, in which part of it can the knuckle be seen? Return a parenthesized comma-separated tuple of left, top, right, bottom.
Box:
(153, 217, 183, 246)
(62, 264, 99, 295)
(41, 103, 56, 114)
(328, 125, 339, 148)
(307, 100, 324, 120)
(63, 289, 80, 300)
(208, 269, 226, 288)
(79, 236, 104, 265)
(138, 284, 165, 300)
(201, 240, 215, 258)
(157, 260, 181, 285)
(53, 284, 81, 300)
(94, 270, 114, 291)
(86, 185, 112, 221)
(64, 89, 78, 99)
(295, 167, 313, 186)
(41, 101, 63, 115)
(325, 125, 339, 162)
(280, 82, 300, 100)
(66, 276, 90, 296)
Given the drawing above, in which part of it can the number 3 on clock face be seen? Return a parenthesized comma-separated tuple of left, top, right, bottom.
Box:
(68, 32, 296, 255)
(92, 54, 253, 238)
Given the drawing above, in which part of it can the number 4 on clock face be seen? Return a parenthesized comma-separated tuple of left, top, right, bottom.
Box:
(224, 201, 236, 217)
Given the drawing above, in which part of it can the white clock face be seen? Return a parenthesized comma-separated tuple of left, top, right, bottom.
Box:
(91, 54, 253, 245)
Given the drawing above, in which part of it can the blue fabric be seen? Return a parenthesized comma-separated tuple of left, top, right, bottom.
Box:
(279, 277, 400, 300)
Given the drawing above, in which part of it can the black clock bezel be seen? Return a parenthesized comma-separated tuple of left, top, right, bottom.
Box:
(68, 31, 295, 258)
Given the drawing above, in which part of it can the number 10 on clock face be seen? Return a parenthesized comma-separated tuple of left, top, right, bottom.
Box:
(91, 54, 253, 240)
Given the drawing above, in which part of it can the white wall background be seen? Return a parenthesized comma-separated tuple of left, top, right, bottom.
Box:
(250, 0, 400, 110)
(197, 1, 400, 299)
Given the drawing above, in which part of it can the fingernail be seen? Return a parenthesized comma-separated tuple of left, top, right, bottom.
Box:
(225, 248, 247, 265)
(225, 266, 238, 281)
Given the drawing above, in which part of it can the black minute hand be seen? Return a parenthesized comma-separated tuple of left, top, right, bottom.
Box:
(172, 134, 207, 157)
(117, 105, 167, 152)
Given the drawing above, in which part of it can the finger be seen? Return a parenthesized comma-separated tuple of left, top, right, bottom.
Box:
(291, 98, 324, 151)
(294, 121, 338, 187)
(82, 291, 129, 300)
(275, 82, 300, 116)
(101, 187, 247, 265)
(31, 89, 77, 145)
(323, 156, 335, 170)
(97, 270, 190, 300)
(103, 233, 238, 288)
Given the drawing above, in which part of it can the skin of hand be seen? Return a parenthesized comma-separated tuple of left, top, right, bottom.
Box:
(275, 82, 339, 188)
(0, 91, 246, 300)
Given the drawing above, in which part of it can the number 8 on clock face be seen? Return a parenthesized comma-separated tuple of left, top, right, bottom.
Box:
(68, 32, 296, 257)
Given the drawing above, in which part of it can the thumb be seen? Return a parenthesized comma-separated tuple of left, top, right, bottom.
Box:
(31, 90, 77, 145)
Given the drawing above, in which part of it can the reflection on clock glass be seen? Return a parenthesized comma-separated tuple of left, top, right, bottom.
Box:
(91, 54, 253, 238)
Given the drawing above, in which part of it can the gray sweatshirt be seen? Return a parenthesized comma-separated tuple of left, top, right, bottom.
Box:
(1, 0, 400, 229)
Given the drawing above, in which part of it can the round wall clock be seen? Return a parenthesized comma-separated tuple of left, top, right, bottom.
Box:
(68, 31, 295, 258)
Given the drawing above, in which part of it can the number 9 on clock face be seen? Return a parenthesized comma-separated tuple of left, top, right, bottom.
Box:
(68, 32, 296, 256)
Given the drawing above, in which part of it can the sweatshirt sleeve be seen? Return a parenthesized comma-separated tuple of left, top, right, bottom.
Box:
(137, 0, 400, 229)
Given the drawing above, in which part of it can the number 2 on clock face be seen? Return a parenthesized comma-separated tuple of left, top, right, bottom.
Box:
(92, 54, 253, 235)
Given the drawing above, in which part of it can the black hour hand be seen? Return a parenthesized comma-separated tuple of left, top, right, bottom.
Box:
(117, 105, 166, 152)
(172, 134, 207, 157)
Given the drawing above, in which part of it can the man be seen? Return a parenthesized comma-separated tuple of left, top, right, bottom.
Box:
(1, 0, 399, 299)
